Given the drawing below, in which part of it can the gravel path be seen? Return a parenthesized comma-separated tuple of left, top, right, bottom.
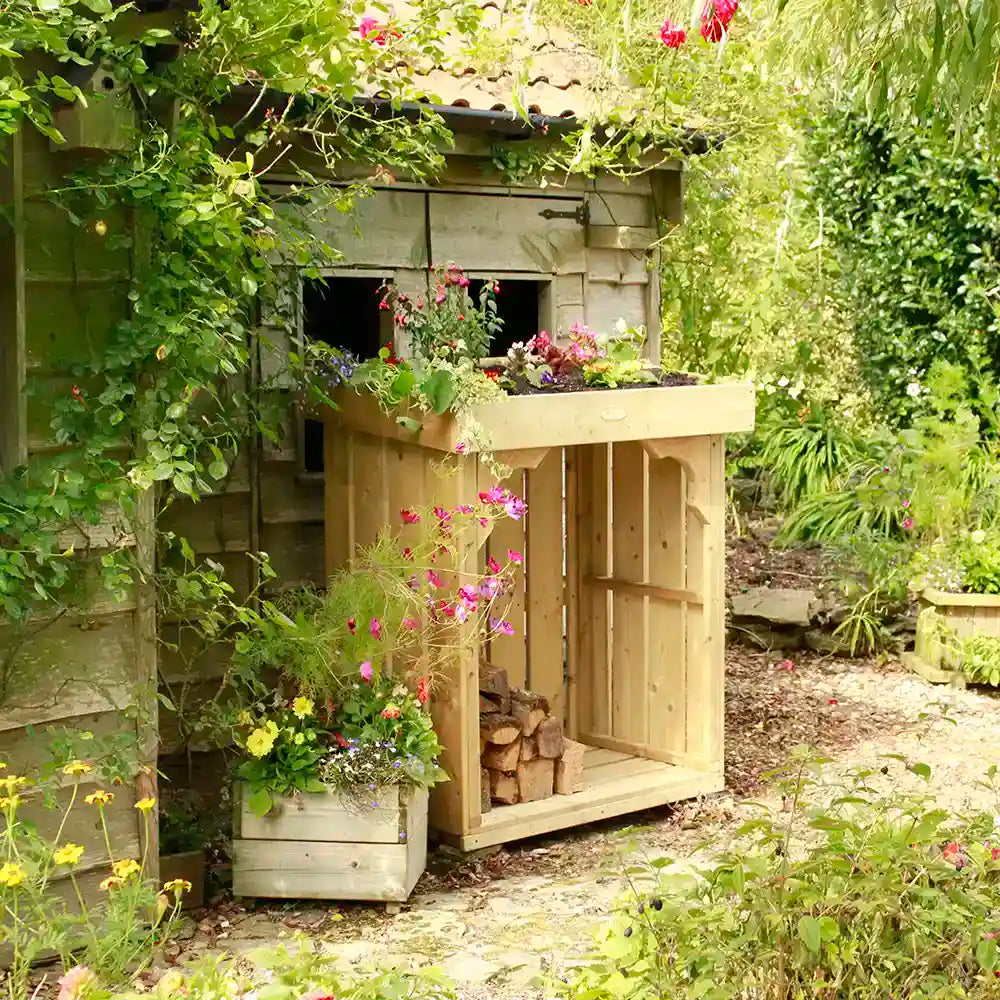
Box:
(174, 651, 1000, 999)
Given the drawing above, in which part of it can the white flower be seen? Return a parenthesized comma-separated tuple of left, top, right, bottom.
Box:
(614, 317, 628, 335)
(971, 530, 987, 544)
(777, 375, 790, 387)
(906, 382, 921, 397)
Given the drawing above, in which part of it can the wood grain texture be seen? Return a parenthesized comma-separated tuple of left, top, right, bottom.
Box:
(525, 449, 565, 716)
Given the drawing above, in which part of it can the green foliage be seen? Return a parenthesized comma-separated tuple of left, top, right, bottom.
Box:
(959, 633, 1000, 688)
(94, 938, 456, 1000)
(0, 762, 181, 1000)
(564, 756, 1000, 1000)
(808, 105, 1000, 424)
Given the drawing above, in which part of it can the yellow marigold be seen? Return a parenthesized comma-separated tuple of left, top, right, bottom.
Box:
(246, 728, 276, 758)
(291, 696, 314, 719)
(62, 760, 93, 777)
(134, 797, 156, 814)
(99, 875, 122, 891)
(0, 863, 25, 887)
(84, 790, 114, 806)
(163, 878, 192, 895)
(53, 843, 85, 867)
(112, 858, 141, 880)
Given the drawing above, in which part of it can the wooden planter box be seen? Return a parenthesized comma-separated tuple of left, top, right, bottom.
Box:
(160, 850, 206, 910)
(322, 382, 754, 851)
(231, 785, 428, 901)
(904, 588, 1000, 687)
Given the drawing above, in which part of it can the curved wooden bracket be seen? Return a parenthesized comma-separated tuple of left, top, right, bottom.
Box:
(494, 447, 552, 470)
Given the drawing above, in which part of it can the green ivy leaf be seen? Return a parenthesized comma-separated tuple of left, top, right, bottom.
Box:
(422, 368, 458, 415)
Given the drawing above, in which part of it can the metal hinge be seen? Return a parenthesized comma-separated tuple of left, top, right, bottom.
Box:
(539, 202, 589, 226)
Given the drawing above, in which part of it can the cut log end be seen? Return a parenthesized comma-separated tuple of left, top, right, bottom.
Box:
(480, 713, 520, 746)
(517, 758, 555, 803)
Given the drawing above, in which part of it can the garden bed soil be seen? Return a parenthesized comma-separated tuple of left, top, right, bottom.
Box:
(485, 367, 697, 395)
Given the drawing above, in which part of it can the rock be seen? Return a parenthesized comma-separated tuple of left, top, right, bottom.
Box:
(730, 587, 817, 627)
(731, 623, 805, 651)
(804, 629, 850, 655)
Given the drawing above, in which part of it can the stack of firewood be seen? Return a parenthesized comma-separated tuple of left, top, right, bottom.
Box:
(478, 664, 586, 810)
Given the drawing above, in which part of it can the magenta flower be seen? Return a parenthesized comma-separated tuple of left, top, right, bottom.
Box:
(358, 15, 378, 38)
(455, 603, 468, 623)
(455, 442, 466, 454)
(360, 661, 374, 682)
(347, 616, 356, 635)
(504, 495, 527, 520)
(427, 569, 444, 589)
(402, 617, 420, 631)
(400, 508, 420, 524)
(487, 555, 501, 573)
(479, 485, 506, 504)
(478, 576, 500, 599)
(902, 517, 914, 530)
(507, 549, 524, 564)
(456, 504, 474, 515)
(370, 617, 383, 640)
(435, 284, 446, 305)
(490, 617, 516, 637)
(459, 585, 478, 603)
(902, 499, 911, 509)
(660, 19, 686, 47)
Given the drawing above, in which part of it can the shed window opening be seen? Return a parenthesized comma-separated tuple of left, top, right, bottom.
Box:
(469, 279, 544, 357)
(300, 275, 390, 473)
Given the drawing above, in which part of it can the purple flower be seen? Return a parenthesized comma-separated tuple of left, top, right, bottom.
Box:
(360, 661, 374, 682)
(490, 617, 516, 637)
(504, 495, 527, 520)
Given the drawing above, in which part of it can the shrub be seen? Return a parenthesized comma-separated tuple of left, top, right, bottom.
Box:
(809, 104, 1000, 425)
(563, 757, 1000, 1000)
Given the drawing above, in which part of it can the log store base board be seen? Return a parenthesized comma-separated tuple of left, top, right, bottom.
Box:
(456, 746, 721, 851)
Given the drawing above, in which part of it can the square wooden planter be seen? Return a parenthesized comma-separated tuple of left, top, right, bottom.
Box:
(322, 381, 754, 850)
(904, 587, 1000, 687)
(231, 785, 428, 901)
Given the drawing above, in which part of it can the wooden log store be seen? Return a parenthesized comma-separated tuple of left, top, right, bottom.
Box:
(323, 382, 754, 850)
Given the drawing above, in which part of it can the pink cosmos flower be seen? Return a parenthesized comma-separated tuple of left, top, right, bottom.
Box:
(402, 547, 413, 560)
(902, 499, 911, 508)
(58, 966, 95, 1000)
(455, 442, 466, 454)
(435, 284, 446, 305)
(479, 485, 506, 504)
(456, 504, 474, 515)
(434, 505, 452, 526)
(426, 569, 444, 589)
(479, 517, 489, 527)
(358, 16, 378, 38)
(402, 617, 420, 630)
(490, 617, 516, 637)
(487, 555, 501, 573)
(478, 576, 500, 599)
(360, 661, 374, 682)
(400, 508, 420, 524)
(459, 585, 478, 604)
(455, 603, 468, 623)
(370, 617, 383, 640)
(347, 616, 356, 635)
(504, 495, 527, 520)
(902, 517, 914, 530)
(507, 549, 524, 564)
(660, 19, 686, 47)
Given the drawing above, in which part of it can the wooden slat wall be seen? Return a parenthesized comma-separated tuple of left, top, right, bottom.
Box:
(0, 125, 154, 891)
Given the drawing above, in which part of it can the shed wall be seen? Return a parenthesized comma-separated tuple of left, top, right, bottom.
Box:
(0, 125, 157, 890)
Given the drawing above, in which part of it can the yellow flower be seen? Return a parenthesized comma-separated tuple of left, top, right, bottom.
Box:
(0, 796, 20, 810)
(62, 760, 93, 777)
(0, 776, 28, 793)
(112, 858, 141, 880)
(134, 797, 156, 814)
(237, 710, 254, 726)
(53, 843, 85, 867)
(293, 732, 305, 745)
(84, 790, 114, 806)
(0, 863, 25, 887)
(264, 719, 279, 737)
(0, 762, 7, 770)
(291, 696, 314, 719)
(163, 878, 192, 895)
(99, 876, 122, 891)
(80, 731, 94, 741)
(246, 728, 276, 758)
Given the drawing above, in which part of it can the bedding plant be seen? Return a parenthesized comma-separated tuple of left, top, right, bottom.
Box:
(227, 491, 526, 816)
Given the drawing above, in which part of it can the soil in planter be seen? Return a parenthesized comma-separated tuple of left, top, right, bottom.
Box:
(485, 368, 697, 395)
